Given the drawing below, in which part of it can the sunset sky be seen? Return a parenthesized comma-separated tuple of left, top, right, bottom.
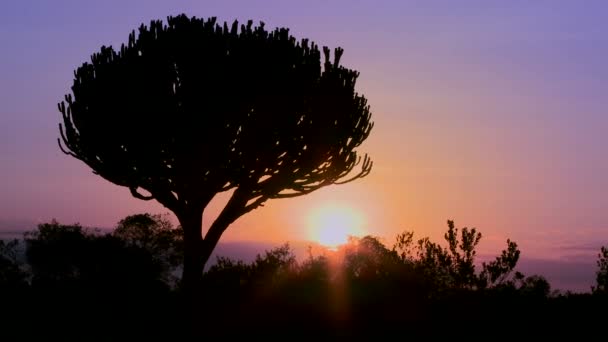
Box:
(1, 0, 607, 280)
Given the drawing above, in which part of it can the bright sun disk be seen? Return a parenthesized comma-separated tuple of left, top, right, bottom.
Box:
(308, 204, 364, 248)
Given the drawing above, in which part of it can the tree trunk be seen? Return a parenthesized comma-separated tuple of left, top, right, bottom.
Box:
(178, 211, 207, 338)
(177, 198, 242, 338)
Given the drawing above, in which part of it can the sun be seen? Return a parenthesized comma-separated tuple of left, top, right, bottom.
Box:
(308, 203, 365, 248)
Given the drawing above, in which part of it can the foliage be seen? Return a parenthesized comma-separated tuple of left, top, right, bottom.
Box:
(5, 215, 607, 338)
(5, 219, 183, 340)
(412, 220, 483, 290)
(24, 218, 181, 290)
(15, 217, 528, 299)
(517, 274, 551, 298)
(24, 221, 92, 286)
(479, 239, 520, 288)
(592, 246, 608, 294)
(444, 220, 482, 288)
(0, 239, 28, 290)
(205, 243, 296, 289)
(113, 213, 183, 286)
(299, 253, 331, 283)
(393, 220, 521, 292)
(343, 235, 403, 281)
(251, 243, 296, 282)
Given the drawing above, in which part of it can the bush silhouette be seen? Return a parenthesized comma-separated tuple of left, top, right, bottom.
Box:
(19, 219, 182, 340)
(593, 246, 608, 294)
(113, 213, 183, 287)
(25, 220, 168, 291)
(0, 239, 28, 291)
(4, 216, 607, 338)
(394, 220, 521, 293)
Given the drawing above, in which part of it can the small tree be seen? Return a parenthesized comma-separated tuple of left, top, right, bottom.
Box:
(343, 235, 402, 281)
(592, 246, 608, 294)
(412, 220, 482, 290)
(0, 239, 28, 290)
(24, 221, 91, 286)
(24, 220, 167, 290)
(394, 220, 522, 291)
(58, 14, 373, 298)
(113, 213, 183, 287)
(479, 239, 520, 288)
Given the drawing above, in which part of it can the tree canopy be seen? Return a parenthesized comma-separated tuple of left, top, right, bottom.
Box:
(58, 14, 372, 218)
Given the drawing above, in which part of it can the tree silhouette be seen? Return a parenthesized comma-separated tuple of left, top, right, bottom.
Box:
(113, 213, 183, 286)
(57, 14, 373, 300)
(0, 239, 28, 291)
(24, 220, 167, 291)
(479, 238, 520, 288)
(22, 220, 178, 339)
(393, 220, 522, 292)
(592, 246, 608, 294)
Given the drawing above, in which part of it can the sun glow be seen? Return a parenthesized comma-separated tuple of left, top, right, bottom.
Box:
(308, 203, 365, 249)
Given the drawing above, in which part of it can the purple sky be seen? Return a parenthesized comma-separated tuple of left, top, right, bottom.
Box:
(1, 1, 607, 291)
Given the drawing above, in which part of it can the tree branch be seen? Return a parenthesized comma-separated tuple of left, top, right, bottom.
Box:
(57, 138, 79, 159)
(199, 187, 252, 266)
(272, 185, 325, 199)
(242, 195, 268, 214)
(334, 154, 372, 185)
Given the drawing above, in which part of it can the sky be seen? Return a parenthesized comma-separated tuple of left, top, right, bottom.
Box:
(1, 1, 607, 290)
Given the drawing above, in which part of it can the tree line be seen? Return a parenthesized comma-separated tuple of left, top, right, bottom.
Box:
(1, 213, 606, 339)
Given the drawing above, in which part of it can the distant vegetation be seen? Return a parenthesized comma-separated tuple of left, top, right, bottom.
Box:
(1, 213, 606, 339)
